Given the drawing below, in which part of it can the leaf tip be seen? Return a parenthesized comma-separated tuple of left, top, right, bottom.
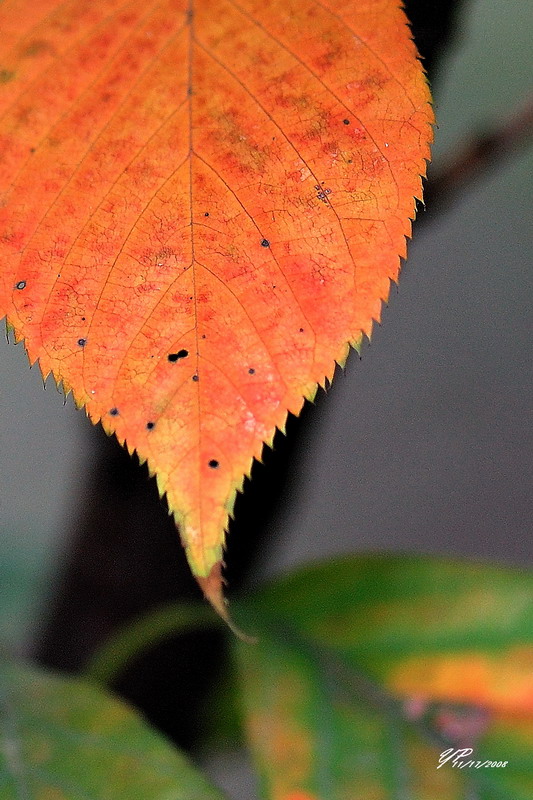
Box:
(196, 561, 257, 644)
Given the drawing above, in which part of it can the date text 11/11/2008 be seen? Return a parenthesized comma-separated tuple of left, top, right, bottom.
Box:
(438, 749, 508, 769)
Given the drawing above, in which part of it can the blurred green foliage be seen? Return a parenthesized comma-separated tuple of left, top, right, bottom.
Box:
(2, 555, 531, 799)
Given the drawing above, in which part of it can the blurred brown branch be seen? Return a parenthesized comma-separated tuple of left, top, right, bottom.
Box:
(424, 94, 533, 213)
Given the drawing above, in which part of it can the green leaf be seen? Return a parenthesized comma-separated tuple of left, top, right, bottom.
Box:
(233, 554, 533, 800)
(0, 660, 226, 800)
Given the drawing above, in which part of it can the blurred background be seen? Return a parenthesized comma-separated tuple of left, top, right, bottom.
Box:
(1, 0, 532, 796)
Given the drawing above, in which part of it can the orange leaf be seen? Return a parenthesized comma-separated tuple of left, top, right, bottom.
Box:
(0, 0, 433, 615)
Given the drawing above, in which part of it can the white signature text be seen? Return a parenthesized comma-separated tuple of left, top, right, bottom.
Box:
(438, 748, 508, 769)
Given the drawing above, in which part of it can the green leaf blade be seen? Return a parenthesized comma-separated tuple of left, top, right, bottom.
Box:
(234, 555, 533, 800)
(0, 661, 226, 800)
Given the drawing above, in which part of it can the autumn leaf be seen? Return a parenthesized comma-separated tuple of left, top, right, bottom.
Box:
(0, 1, 433, 616)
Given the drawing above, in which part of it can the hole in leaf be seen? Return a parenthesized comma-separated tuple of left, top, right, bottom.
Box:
(168, 349, 189, 362)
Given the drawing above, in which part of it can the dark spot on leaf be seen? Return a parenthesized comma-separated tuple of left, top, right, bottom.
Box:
(261, 238, 270, 247)
(22, 39, 50, 58)
(0, 69, 15, 83)
(299, 327, 304, 333)
(208, 459, 219, 469)
(248, 368, 255, 374)
(29, 147, 36, 154)
(168, 349, 189, 362)
(81, 317, 86, 321)
(316, 186, 332, 202)
(201, 334, 207, 339)
(153, 246, 174, 264)
(77, 338, 86, 347)
(146, 421, 155, 430)
(192, 374, 199, 382)
(109, 408, 119, 416)
(15, 280, 26, 290)
(204, 212, 210, 217)
(343, 118, 350, 125)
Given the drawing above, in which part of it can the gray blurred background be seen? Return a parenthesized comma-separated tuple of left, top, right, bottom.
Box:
(0, 0, 532, 793)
